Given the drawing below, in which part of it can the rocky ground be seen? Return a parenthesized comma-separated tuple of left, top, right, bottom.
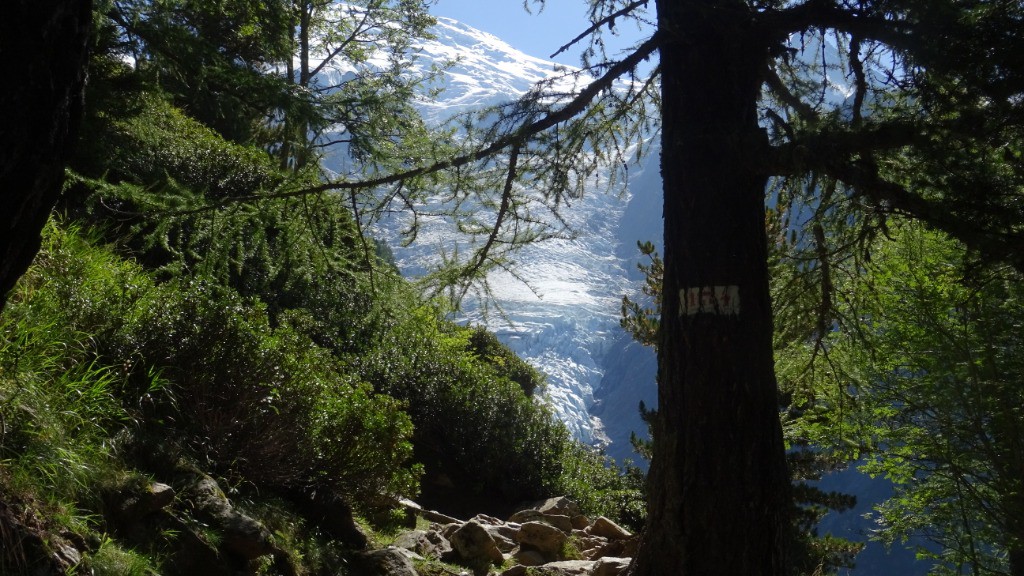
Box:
(369, 496, 636, 576)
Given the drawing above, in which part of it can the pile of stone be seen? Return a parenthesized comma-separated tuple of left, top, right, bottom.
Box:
(365, 496, 636, 576)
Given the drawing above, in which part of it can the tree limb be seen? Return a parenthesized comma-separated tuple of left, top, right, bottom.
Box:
(550, 0, 651, 59)
(164, 33, 662, 214)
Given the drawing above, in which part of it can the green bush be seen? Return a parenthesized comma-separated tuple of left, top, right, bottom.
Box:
(5, 223, 419, 505)
(356, 302, 577, 507)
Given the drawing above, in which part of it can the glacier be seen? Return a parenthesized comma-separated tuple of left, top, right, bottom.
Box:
(323, 15, 658, 447)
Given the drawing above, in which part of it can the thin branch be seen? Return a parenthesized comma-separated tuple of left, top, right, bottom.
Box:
(848, 35, 867, 126)
(761, 0, 915, 49)
(457, 144, 521, 303)
(550, 0, 650, 59)
(765, 65, 820, 123)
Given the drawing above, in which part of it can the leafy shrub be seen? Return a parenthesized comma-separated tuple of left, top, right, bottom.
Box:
(6, 223, 419, 505)
(77, 93, 284, 200)
(356, 301, 577, 508)
(553, 442, 646, 532)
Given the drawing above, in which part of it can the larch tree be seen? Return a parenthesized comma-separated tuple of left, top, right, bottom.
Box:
(231, 0, 1024, 572)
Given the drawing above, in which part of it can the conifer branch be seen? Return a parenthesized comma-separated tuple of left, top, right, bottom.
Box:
(163, 33, 662, 215)
(549, 0, 651, 60)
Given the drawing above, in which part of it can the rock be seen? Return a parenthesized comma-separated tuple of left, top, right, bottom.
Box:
(508, 509, 544, 524)
(111, 481, 176, 527)
(524, 496, 581, 518)
(516, 521, 567, 556)
(499, 565, 529, 576)
(360, 547, 419, 576)
(393, 529, 453, 560)
(540, 513, 574, 533)
(449, 520, 504, 567)
(189, 475, 274, 560)
(509, 510, 573, 532)
(422, 508, 462, 525)
(470, 513, 503, 526)
(297, 489, 369, 549)
(440, 521, 463, 539)
(482, 525, 517, 553)
(584, 537, 634, 560)
(395, 497, 422, 528)
(570, 514, 590, 530)
(593, 557, 632, 576)
(530, 560, 596, 575)
(590, 516, 632, 540)
(513, 547, 547, 566)
(52, 541, 82, 569)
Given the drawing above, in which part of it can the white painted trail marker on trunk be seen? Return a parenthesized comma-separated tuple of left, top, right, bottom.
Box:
(680, 285, 741, 316)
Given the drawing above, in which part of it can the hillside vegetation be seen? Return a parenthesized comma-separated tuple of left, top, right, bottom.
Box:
(0, 43, 641, 576)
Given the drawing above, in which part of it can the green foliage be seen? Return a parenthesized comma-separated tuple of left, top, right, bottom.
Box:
(619, 240, 662, 351)
(70, 93, 398, 356)
(102, 0, 293, 142)
(5, 223, 420, 506)
(356, 301, 565, 506)
(553, 442, 646, 533)
(87, 537, 160, 576)
(467, 326, 543, 396)
(76, 92, 286, 200)
(783, 222, 1024, 575)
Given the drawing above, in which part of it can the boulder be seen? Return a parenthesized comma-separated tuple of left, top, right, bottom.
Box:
(422, 508, 462, 525)
(590, 517, 631, 541)
(360, 547, 419, 576)
(290, 488, 368, 549)
(449, 520, 504, 567)
(482, 525, 517, 553)
(584, 537, 637, 561)
(112, 482, 176, 525)
(470, 513, 503, 526)
(513, 547, 547, 566)
(392, 529, 453, 560)
(570, 514, 591, 530)
(542, 514, 574, 533)
(516, 521, 567, 557)
(518, 496, 581, 518)
(530, 560, 596, 575)
(508, 509, 544, 524)
(189, 475, 274, 560)
(593, 556, 632, 576)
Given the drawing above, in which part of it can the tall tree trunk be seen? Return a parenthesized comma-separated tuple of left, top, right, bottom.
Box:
(0, 0, 92, 311)
(629, 1, 790, 574)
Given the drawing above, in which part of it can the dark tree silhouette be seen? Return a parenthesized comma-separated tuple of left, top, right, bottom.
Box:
(0, 0, 92, 311)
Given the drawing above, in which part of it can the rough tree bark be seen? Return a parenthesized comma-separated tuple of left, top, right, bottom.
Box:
(628, 1, 790, 573)
(0, 0, 93, 311)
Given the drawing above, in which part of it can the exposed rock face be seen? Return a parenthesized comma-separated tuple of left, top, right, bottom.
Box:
(395, 496, 637, 576)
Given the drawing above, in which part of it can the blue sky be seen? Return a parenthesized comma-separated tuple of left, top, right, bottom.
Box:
(430, 0, 650, 67)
